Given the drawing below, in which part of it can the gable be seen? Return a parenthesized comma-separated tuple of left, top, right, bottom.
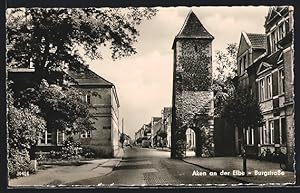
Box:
(176, 10, 214, 39)
(257, 62, 272, 75)
(265, 6, 289, 29)
(237, 33, 251, 57)
(277, 52, 283, 64)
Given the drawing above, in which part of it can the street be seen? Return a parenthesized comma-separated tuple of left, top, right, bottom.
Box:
(68, 147, 238, 186)
(10, 147, 294, 186)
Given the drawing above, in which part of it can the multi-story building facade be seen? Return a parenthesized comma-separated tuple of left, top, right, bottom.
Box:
(236, 6, 294, 169)
(8, 67, 122, 158)
(236, 32, 267, 155)
(67, 68, 122, 158)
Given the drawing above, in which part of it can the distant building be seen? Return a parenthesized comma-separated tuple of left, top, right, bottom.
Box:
(150, 117, 162, 147)
(161, 107, 172, 148)
(185, 128, 196, 150)
(135, 125, 146, 145)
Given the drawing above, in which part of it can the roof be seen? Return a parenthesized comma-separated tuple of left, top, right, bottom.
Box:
(254, 50, 282, 75)
(245, 33, 267, 49)
(172, 10, 214, 48)
(152, 117, 162, 122)
(66, 68, 113, 86)
(176, 10, 214, 39)
(265, 50, 282, 65)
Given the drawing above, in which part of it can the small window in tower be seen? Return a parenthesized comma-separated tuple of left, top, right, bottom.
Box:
(194, 45, 198, 52)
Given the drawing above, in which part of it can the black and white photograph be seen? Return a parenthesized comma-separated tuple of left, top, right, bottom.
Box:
(6, 5, 295, 186)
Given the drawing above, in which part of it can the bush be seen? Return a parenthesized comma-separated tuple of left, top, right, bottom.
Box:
(49, 150, 62, 159)
(80, 147, 96, 159)
(8, 148, 31, 179)
(61, 138, 82, 160)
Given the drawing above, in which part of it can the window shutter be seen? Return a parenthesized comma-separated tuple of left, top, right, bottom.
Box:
(272, 71, 278, 96)
(274, 119, 280, 144)
(281, 118, 287, 145)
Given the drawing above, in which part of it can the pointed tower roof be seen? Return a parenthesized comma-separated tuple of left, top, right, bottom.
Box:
(172, 10, 214, 49)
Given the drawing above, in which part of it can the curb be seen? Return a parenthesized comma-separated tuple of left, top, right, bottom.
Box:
(182, 159, 250, 184)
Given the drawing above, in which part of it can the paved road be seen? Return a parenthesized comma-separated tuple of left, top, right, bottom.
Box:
(69, 147, 239, 186)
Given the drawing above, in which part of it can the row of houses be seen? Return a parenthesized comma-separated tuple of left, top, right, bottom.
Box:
(8, 65, 123, 158)
(235, 6, 294, 168)
(135, 107, 172, 148)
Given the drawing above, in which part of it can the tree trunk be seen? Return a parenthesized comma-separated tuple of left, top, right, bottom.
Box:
(29, 144, 37, 171)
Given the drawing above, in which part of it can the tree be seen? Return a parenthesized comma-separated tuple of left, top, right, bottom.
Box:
(7, 83, 46, 177)
(6, 8, 158, 83)
(7, 7, 157, 162)
(17, 79, 96, 136)
(212, 43, 238, 116)
(221, 86, 263, 176)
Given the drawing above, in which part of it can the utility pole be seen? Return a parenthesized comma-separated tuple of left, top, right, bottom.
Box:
(122, 118, 124, 134)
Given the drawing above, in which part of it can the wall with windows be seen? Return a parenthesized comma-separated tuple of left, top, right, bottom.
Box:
(265, 8, 289, 55)
(71, 86, 121, 157)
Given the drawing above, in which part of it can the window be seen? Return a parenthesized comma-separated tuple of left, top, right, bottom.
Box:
(246, 127, 255, 145)
(278, 69, 285, 94)
(269, 121, 275, 144)
(260, 124, 264, 144)
(243, 55, 247, 70)
(86, 95, 91, 104)
(266, 75, 272, 99)
(81, 131, 91, 138)
(47, 132, 53, 144)
(39, 130, 52, 145)
(263, 123, 269, 144)
(239, 58, 244, 74)
(271, 31, 277, 53)
(259, 79, 265, 102)
(278, 23, 285, 40)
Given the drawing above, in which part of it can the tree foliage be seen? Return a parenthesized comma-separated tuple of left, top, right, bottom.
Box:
(7, 84, 46, 151)
(221, 86, 263, 130)
(213, 43, 238, 83)
(17, 79, 96, 135)
(7, 84, 46, 178)
(6, 8, 158, 82)
(212, 43, 238, 116)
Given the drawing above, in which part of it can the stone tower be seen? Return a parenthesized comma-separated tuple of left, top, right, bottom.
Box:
(171, 10, 215, 159)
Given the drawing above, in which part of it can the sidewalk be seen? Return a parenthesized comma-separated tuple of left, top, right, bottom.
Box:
(184, 156, 296, 185)
(9, 149, 125, 186)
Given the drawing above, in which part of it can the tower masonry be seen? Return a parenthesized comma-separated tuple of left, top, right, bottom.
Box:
(171, 10, 215, 159)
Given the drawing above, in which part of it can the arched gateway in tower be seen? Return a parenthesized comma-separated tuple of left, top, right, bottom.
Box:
(171, 10, 215, 159)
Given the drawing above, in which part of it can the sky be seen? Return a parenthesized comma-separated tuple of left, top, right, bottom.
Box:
(87, 6, 270, 138)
